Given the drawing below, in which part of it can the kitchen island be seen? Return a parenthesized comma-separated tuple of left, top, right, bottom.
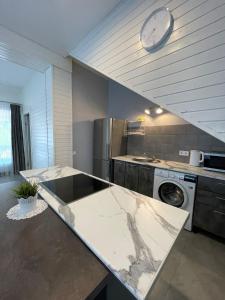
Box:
(21, 166, 188, 300)
(0, 180, 108, 300)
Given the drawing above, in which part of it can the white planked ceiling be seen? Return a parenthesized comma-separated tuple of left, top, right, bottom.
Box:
(71, 0, 225, 143)
(0, 59, 35, 88)
(0, 0, 121, 56)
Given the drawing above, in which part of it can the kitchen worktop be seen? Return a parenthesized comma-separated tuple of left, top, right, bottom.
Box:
(21, 166, 188, 300)
(113, 155, 225, 181)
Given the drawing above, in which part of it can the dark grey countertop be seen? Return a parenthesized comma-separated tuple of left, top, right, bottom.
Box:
(0, 180, 108, 300)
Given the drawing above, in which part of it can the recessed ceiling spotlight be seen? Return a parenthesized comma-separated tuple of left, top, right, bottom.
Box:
(155, 107, 163, 114)
(144, 108, 151, 115)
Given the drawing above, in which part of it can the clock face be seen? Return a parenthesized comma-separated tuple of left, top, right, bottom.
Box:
(140, 7, 173, 51)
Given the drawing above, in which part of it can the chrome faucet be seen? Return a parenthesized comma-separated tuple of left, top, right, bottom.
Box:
(143, 152, 156, 161)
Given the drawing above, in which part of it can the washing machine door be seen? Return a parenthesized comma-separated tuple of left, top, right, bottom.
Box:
(158, 181, 187, 208)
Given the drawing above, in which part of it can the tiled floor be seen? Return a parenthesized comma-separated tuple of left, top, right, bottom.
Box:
(0, 175, 21, 185)
(108, 224, 225, 300)
(149, 230, 225, 300)
(108, 225, 225, 300)
(1, 180, 225, 300)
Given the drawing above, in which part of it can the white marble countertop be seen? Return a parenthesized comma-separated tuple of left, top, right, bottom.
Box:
(21, 166, 188, 300)
(113, 155, 225, 181)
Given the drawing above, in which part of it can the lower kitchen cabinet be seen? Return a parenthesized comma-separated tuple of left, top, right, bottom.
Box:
(113, 160, 155, 197)
(193, 176, 225, 239)
(194, 202, 225, 239)
(113, 162, 225, 239)
(113, 160, 125, 186)
(124, 163, 139, 192)
(138, 166, 154, 197)
(197, 176, 225, 196)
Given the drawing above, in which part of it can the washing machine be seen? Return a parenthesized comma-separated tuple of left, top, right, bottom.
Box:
(153, 168, 197, 231)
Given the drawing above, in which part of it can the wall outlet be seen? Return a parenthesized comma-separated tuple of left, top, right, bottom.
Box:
(179, 150, 189, 157)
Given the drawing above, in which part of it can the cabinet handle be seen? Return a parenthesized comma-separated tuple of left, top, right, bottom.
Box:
(216, 196, 225, 202)
(213, 210, 225, 217)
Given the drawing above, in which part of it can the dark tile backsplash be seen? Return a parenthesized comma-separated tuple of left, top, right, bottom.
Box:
(127, 124, 225, 163)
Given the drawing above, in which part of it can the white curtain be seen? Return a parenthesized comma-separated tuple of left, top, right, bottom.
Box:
(0, 102, 13, 176)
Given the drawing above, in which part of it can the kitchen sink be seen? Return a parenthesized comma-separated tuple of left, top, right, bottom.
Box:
(132, 157, 160, 163)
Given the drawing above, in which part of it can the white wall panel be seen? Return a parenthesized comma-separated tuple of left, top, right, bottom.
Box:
(22, 72, 49, 169)
(52, 66, 73, 167)
(128, 44, 225, 86)
(45, 67, 54, 166)
(71, 0, 225, 142)
(109, 15, 225, 77)
(119, 31, 225, 82)
(144, 70, 225, 97)
(92, 0, 219, 70)
(22, 66, 73, 169)
(157, 83, 225, 104)
(137, 57, 225, 91)
(168, 96, 225, 112)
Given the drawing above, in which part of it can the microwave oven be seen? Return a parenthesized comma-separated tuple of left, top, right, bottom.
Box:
(203, 152, 225, 173)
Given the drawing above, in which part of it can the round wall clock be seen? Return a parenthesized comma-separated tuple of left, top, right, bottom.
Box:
(140, 7, 173, 51)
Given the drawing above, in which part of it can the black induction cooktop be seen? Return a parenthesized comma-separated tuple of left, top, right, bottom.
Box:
(41, 173, 112, 205)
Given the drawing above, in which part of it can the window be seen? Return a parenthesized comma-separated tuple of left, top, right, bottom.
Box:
(0, 102, 13, 176)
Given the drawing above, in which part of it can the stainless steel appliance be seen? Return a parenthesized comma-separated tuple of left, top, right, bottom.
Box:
(203, 152, 225, 173)
(153, 168, 197, 231)
(93, 118, 127, 181)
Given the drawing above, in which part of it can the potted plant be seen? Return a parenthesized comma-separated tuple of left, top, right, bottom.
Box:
(13, 182, 39, 213)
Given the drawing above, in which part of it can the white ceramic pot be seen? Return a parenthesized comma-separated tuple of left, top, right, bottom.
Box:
(18, 194, 37, 213)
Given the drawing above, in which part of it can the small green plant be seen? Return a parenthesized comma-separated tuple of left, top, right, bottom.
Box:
(13, 182, 38, 199)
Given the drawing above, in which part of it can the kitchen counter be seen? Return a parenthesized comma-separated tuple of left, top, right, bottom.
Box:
(0, 179, 108, 300)
(113, 155, 225, 181)
(21, 166, 188, 300)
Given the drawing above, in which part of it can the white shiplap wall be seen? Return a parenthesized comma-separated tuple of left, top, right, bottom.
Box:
(52, 66, 73, 167)
(22, 72, 49, 169)
(0, 26, 73, 168)
(45, 67, 54, 166)
(71, 0, 225, 142)
(22, 66, 73, 169)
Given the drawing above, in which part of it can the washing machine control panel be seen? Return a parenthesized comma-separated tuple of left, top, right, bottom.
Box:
(155, 169, 197, 183)
(184, 174, 197, 183)
(169, 172, 184, 180)
(155, 169, 169, 177)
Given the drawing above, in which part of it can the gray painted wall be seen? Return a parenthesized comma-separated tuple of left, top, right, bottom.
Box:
(72, 62, 108, 174)
(108, 79, 225, 163)
(72, 65, 225, 169)
(108, 80, 187, 126)
(128, 124, 225, 163)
